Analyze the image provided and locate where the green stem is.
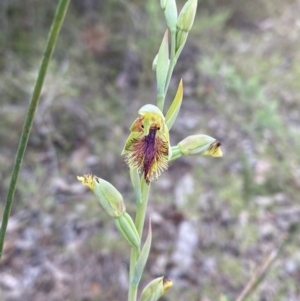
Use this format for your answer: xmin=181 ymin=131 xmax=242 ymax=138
xmin=128 ymin=248 xmax=139 ymax=301
xmin=0 ymin=0 xmax=70 ymax=261
xmin=128 ymin=178 xmax=150 ymax=301
xmin=128 ymin=23 xmax=176 ymax=301
xmin=157 ymin=93 xmax=165 ymax=112
xmin=135 ymin=179 xmax=150 ymax=236
xmin=169 ymin=146 xmax=182 ymax=162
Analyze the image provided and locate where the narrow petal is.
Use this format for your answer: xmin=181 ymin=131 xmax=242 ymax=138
xmin=77 ymin=174 xmax=95 ymax=191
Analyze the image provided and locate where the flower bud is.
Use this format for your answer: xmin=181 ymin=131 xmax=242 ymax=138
xmin=178 ymin=134 xmax=222 ymax=157
xmin=114 ymin=212 xmax=140 ymax=250
xmin=77 ymin=175 xmax=126 ymax=218
xmin=162 ymin=278 xmax=173 ymax=293
xmin=160 ymin=0 xmax=167 ymax=9
xmin=177 ymin=0 xmax=198 ymax=32
xmin=202 ymin=140 xmax=223 ymax=157
xmin=140 ymin=276 xmax=173 ymax=301
xmin=163 ymin=0 xmax=178 ymax=31
xmin=175 ymin=0 xmax=197 ymax=54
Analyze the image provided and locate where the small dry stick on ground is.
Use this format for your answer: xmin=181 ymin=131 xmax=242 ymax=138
xmin=235 ymin=223 xmax=299 ymax=301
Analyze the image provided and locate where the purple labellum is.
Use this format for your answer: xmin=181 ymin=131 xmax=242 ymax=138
xmin=143 ymin=129 xmax=157 ymax=183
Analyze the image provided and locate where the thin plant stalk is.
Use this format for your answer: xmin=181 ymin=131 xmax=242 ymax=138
xmin=135 ymin=179 xmax=151 ymax=236
xmin=127 ymin=28 xmax=177 ymax=300
xmin=127 ymin=30 xmax=172 ymax=294
xmin=128 ymin=179 xmax=151 ymax=301
xmin=0 ymin=0 xmax=71 ymax=261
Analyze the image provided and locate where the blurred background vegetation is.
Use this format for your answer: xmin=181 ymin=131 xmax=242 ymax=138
xmin=1 ymin=0 xmax=300 ymax=300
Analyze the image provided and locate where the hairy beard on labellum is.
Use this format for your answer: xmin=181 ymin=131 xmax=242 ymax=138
xmin=125 ymin=128 xmax=169 ymax=184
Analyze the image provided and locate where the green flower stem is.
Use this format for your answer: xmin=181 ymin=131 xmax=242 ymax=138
xmin=135 ymin=179 xmax=150 ymax=236
xmin=128 ymin=248 xmax=139 ymax=301
xmin=170 ymin=146 xmax=182 ymax=161
xmin=128 ymin=178 xmax=151 ymax=301
xmin=0 ymin=0 xmax=70 ymax=261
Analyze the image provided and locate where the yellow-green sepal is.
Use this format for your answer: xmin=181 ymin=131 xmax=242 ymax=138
xmin=139 ymin=104 xmax=165 ymax=119
xmin=121 ymin=131 xmax=141 ymax=156
xmin=114 ymin=212 xmax=140 ymax=250
xmin=131 ymin=220 xmax=152 ymax=287
xmin=165 ymin=79 xmax=183 ymax=130
xmin=94 ymin=178 xmax=126 ymax=218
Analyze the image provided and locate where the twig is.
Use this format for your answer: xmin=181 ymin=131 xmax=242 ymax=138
xmin=235 ymin=222 xmax=300 ymax=301
xmin=235 ymin=249 xmax=278 ymax=301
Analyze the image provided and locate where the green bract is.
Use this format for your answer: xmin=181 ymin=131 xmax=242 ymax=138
xmin=156 ymin=31 xmax=169 ymax=104
xmin=140 ymin=277 xmax=164 ymax=301
xmin=140 ymin=277 xmax=172 ymax=301
xmin=131 ymin=220 xmax=152 ymax=287
xmin=165 ymin=79 xmax=183 ymax=130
